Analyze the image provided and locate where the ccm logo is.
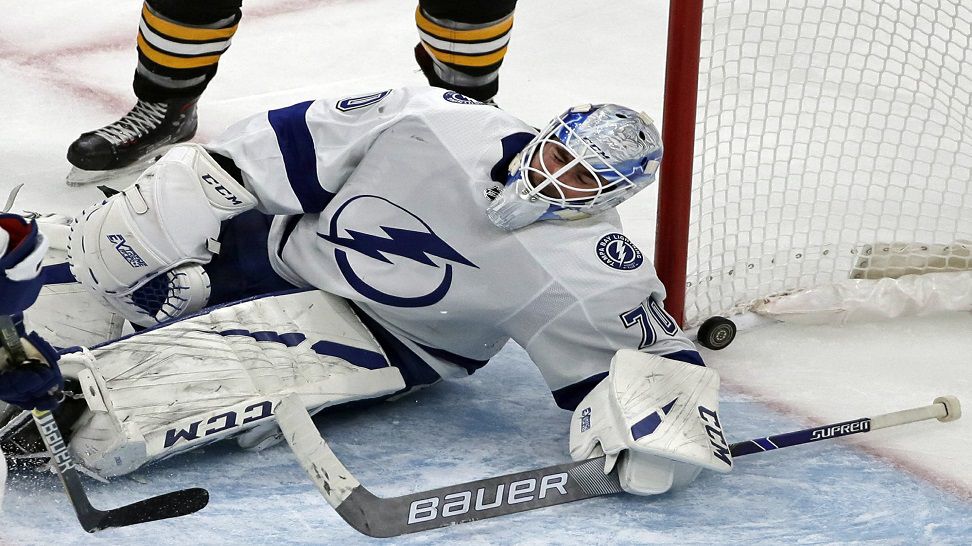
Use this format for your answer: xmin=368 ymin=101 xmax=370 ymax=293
xmin=698 ymin=406 xmax=733 ymax=467
xmin=202 ymin=174 xmax=245 ymax=206
xmin=163 ymin=400 xmax=273 ymax=448
xmin=407 ymin=473 xmax=569 ymax=525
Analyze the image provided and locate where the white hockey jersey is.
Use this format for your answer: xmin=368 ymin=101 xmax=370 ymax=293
xmin=207 ymin=87 xmax=700 ymax=409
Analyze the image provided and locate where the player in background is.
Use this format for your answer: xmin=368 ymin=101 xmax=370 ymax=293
xmin=65 ymin=0 xmax=517 ymax=185
xmin=3 ymin=87 xmax=732 ymax=498
xmin=0 ymin=216 xmax=62 ymax=411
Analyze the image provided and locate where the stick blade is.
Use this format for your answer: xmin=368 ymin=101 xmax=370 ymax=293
xmin=80 ymin=487 xmax=210 ymax=533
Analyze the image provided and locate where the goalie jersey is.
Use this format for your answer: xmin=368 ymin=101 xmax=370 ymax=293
xmin=207 ymin=86 xmax=701 ymax=410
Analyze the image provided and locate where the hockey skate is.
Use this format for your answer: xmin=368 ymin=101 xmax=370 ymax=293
xmin=65 ymin=98 xmax=198 ymax=187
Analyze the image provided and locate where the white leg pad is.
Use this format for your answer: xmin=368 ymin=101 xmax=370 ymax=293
xmin=63 ymin=290 xmax=405 ymax=477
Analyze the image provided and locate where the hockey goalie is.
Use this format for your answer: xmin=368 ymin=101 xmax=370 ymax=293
xmin=0 ymin=87 xmax=732 ymax=501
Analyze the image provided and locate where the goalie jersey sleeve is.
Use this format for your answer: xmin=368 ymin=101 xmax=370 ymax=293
xmin=208 ymin=88 xmax=435 ymax=215
xmin=208 ymin=90 xmax=410 ymax=214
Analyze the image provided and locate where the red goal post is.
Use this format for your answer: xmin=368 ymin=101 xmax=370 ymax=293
xmin=655 ymin=0 xmax=972 ymax=328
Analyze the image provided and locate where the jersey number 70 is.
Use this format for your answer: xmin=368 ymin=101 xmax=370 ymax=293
xmin=620 ymin=297 xmax=680 ymax=349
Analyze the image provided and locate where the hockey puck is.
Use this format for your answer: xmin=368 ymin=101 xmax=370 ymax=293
xmin=697 ymin=316 xmax=737 ymax=350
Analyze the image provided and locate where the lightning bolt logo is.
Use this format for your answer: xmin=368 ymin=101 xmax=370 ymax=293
xmin=607 ymin=240 xmax=631 ymax=262
xmin=319 ymin=227 xmax=475 ymax=268
xmin=319 ymin=195 xmax=478 ymax=307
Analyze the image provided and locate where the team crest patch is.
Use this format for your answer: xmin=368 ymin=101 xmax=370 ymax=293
xmin=596 ymin=233 xmax=643 ymax=270
xmin=443 ymin=91 xmax=480 ymax=105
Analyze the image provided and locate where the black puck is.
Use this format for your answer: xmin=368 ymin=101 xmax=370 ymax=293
xmin=697 ymin=316 xmax=737 ymax=350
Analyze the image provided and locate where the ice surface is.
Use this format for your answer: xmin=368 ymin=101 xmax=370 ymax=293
xmin=1 ymin=344 xmax=970 ymax=544
xmin=1 ymin=0 xmax=969 ymax=543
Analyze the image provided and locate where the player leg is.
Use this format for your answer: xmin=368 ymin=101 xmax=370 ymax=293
xmin=65 ymin=0 xmax=243 ymax=186
xmin=414 ymin=0 xmax=517 ymax=103
xmin=2 ymin=208 xmax=398 ymax=474
xmin=6 ymin=290 xmax=406 ymax=478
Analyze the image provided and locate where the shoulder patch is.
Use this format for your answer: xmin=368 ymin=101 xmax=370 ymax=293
xmin=596 ymin=233 xmax=643 ymax=270
xmin=443 ymin=91 xmax=481 ymax=105
xmin=336 ymin=90 xmax=392 ymax=112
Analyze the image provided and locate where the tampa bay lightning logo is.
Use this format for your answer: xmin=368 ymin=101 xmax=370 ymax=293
xmin=318 ymin=195 xmax=478 ymax=307
xmin=443 ymin=91 xmax=480 ymax=105
xmin=596 ymin=233 xmax=643 ymax=270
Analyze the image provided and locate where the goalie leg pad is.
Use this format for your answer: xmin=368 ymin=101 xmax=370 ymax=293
xmin=569 ymin=350 xmax=732 ymax=496
xmin=64 ymin=290 xmax=405 ymax=477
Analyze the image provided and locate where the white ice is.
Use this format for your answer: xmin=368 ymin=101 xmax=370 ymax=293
xmin=1 ymin=0 xmax=970 ymax=543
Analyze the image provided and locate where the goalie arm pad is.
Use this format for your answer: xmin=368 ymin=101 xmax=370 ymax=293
xmin=67 ymin=144 xmax=257 ymax=298
xmin=569 ymin=349 xmax=733 ymax=496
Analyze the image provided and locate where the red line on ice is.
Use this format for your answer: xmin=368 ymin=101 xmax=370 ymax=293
xmin=722 ymin=378 xmax=972 ymax=503
xmin=0 ymin=0 xmax=347 ymax=126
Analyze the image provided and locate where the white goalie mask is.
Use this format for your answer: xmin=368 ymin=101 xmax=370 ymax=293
xmin=487 ymin=104 xmax=662 ymax=230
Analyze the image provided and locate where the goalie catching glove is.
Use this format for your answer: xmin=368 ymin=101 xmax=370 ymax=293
xmin=569 ymin=349 xmax=733 ymax=495
xmin=67 ymin=144 xmax=257 ymax=325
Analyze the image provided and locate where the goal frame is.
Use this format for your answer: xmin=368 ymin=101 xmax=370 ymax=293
xmin=656 ymin=0 xmax=705 ymax=327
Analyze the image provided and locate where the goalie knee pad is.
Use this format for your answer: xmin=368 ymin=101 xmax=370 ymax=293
xmin=64 ymin=290 xmax=405 ymax=477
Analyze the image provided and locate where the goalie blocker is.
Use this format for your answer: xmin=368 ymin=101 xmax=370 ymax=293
xmin=569 ymin=349 xmax=732 ymax=495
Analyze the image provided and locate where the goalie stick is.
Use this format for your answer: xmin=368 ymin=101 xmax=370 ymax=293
xmin=0 ymin=315 xmax=210 ymax=532
xmin=275 ymin=393 xmax=961 ymax=538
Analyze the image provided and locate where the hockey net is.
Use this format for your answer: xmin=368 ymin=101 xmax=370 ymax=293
xmin=656 ymin=0 xmax=972 ymax=328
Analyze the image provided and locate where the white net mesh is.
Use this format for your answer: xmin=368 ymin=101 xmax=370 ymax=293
xmin=683 ymin=0 xmax=972 ymax=326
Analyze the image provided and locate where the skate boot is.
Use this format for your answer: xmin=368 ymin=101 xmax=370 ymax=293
xmin=65 ymin=98 xmax=198 ymax=186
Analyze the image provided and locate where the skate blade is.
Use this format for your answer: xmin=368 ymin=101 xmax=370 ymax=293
xmin=65 ymin=145 xmax=177 ymax=187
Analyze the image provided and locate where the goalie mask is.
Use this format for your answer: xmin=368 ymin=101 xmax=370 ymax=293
xmin=486 ymin=104 xmax=662 ymax=230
